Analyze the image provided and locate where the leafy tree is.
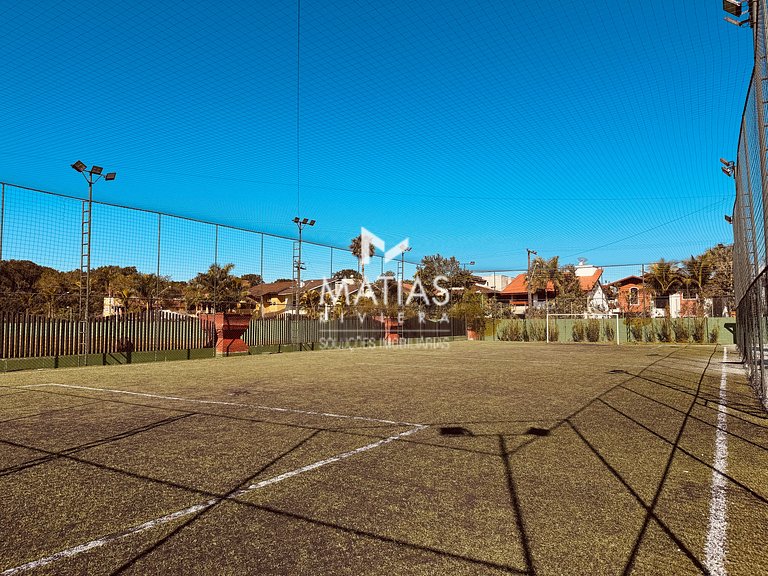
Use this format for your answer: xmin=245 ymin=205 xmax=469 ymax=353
xmin=450 ymin=290 xmax=487 ymax=335
xmin=331 ymin=268 xmax=362 ymax=281
xmin=240 ymin=274 xmax=264 ymax=287
xmin=416 ymin=254 xmax=474 ymax=308
xmin=0 ymin=260 xmax=50 ymax=313
xmin=34 ymin=269 xmax=68 ymax=318
xmin=190 ymin=263 xmax=247 ymax=313
xmin=551 ymin=264 xmax=586 ymax=314
xmin=91 ymin=266 xmax=139 ymax=297
xmin=132 ymin=273 xmax=171 ymax=314
xmin=703 ymin=244 xmax=733 ymax=297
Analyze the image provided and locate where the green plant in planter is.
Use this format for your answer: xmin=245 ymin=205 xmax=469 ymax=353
xmin=450 ymin=291 xmax=486 ymax=338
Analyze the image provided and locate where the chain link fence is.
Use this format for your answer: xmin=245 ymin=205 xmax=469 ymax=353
xmin=731 ymin=0 xmax=768 ymax=409
xmin=0 ymin=182 xmax=470 ymax=371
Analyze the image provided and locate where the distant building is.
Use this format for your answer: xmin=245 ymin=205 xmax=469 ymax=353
xmin=574 ymin=260 xmax=608 ymax=312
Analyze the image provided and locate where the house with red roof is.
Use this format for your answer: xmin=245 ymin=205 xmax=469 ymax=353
xmin=604 ymin=275 xmax=652 ymax=315
xmin=499 ymin=274 xmax=556 ymax=316
xmin=498 ymin=259 xmax=608 ymax=315
xmin=574 ymin=260 xmax=609 ymax=313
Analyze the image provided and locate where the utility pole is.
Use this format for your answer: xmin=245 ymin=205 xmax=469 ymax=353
xmin=526 ymin=248 xmax=537 ymax=314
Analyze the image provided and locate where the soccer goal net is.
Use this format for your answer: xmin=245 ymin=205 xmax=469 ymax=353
xmin=544 ymin=313 xmax=620 ymax=345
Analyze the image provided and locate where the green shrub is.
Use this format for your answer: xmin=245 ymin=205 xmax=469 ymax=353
xmin=548 ymin=320 xmax=559 ymax=342
xmin=526 ymin=320 xmax=546 ymax=341
xmin=604 ymin=321 xmax=615 ymax=343
xmin=672 ymin=319 xmax=690 ymax=343
xmin=645 ymin=324 xmax=657 ymax=343
xmin=498 ymin=320 xmax=523 ymax=341
xmin=709 ymin=324 xmax=720 ymax=344
xmin=586 ymin=319 xmax=601 ymax=342
xmin=629 ymin=319 xmax=645 ymax=342
xmin=693 ymin=318 xmax=706 ymax=343
xmin=572 ymin=320 xmax=586 ymax=342
xmin=657 ymin=319 xmax=674 ymax=343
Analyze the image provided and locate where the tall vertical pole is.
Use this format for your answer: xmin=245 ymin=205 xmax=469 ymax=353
xmin=214 ymin=224 xmax=219 ymax=315
xmin=297 ymin=225 xmax=303 ymax=313
xmin=80 ymin=176 xmax=93 ymax=364
xmin=0 ymin=183 xmax=5 ymax=261
xmin=526 ymin=249 xmax=536 ymax=315
xmin=155 ymin=214 xmax=161 ymax=360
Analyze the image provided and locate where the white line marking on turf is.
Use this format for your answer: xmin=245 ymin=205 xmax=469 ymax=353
xmin=22 ymin=383 xmax=421 ymax=427
xmin=704 ymin=347 xmax=729 ymax=576
xmin=1 ymin=424 xmax=424 ymax=575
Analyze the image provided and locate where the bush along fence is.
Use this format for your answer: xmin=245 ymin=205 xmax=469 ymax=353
xmin=490 ymin=317 xmax=735 ymax=345
xmin=0 ymin=312 xmax=467 ymax=372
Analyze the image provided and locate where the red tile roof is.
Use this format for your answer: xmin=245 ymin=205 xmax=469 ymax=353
xmin=577 ymin=269 xmax=603 ymax=292
xmin=500 ymin=274 xmax=554 ymax=295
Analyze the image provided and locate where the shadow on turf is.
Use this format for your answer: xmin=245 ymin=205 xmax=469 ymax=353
xmin=572 ymin=346 xmax=768 ymax=574
xmin=108 ymin=428 xmax=531 ymax=576
xmin=7 ymin=345 xmax=765 ymax=575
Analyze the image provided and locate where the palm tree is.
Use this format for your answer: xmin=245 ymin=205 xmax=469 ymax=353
xmin=529 ymin=256 xmax=563 ymax=307
xmin=680 ymin=254 xmax=712 ymax=299
xmin=646 ymin=259 xmax=681 ymax=296
xmin=299 ymin=289 xmax=322 ymax=319
xmin=645 ymin=259 xmax=681 ymax=315
xmin=191 ymin=263 xmax=246 ymax=312
xmin=350 ymin=235 xmax=376 ymax=279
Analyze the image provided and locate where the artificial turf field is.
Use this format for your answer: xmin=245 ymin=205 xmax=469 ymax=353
xmin=0 ymin=341 xmax=767 ymax=575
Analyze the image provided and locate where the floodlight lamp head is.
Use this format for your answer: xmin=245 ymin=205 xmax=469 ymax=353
xmin=71 ymin=160 xmax=86 ymax=173
xmin=90 ymin=165 xmax=103 ymax=175
xmin=469 ymin=261 xmax=475 ymax=265
xmin=724 ymin=215 xmax=733 ymax=223
xmin=104 ymin=172 xmax=116 ymax=181
xmin=301 ymin=218 xmax=309 ymax=224
xmin=723 ymin=0 xmax=743 ymax=17
xmin=308 ymin=219 xmax=315 ymax=226
xmin=292 ymin=217 xmax=300 ymax=223
xmin=721 ymin=166 xmax=734 ymax=177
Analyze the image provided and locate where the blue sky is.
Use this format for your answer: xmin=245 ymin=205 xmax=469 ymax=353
xmin=0 ymin=0 xmax=754 ymax=279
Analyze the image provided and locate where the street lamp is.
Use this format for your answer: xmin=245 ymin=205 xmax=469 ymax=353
xmin=292 ymin=216 xmax=315 ymax=313
xmin=71 ymin=160 xmax=116 ymax=363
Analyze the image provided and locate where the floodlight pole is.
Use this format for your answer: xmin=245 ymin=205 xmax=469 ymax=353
xmin=399 ymin=246 xmax=412 ymax=283
xmin=526 ymin=248 xmax=537 ymax=315
xmin=293 ymin=217 xmax=315 ymax=314
xmin=72 ymin=161 xmax=116 ymax=365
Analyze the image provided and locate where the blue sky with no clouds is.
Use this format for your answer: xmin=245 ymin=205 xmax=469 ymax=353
xmin=0 ymin=0 xmax=754 ymax=279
